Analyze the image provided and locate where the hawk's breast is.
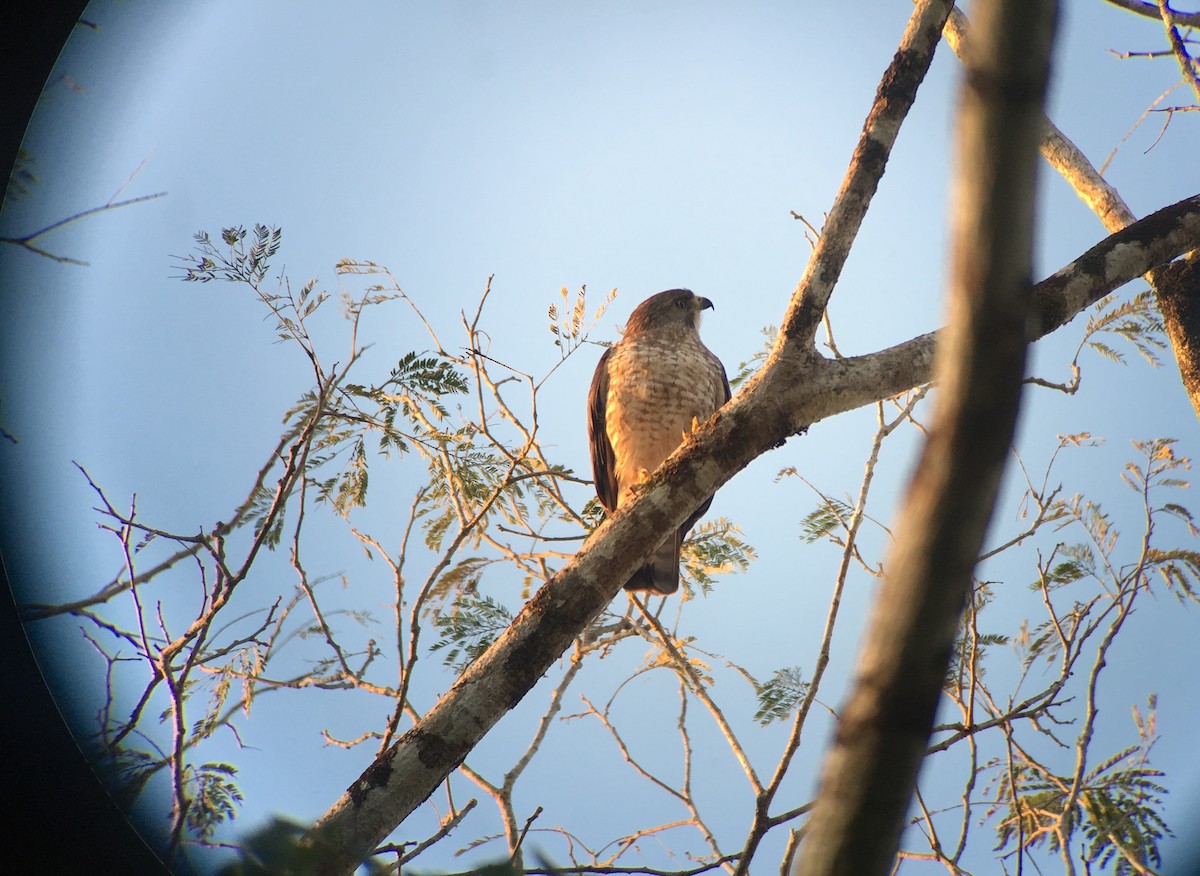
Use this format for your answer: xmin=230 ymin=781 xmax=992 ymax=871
xmin=604 ymin=334 xmax=724 ymax=506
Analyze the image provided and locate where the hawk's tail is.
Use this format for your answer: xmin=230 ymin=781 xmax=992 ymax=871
xmin=623 ymin=530 xmax=682 ymax=595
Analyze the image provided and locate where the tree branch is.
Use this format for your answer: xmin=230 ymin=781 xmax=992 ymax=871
xmin=794 ymin=0 xmax=1058 ymax=873
xmin=777 ymin=0 xmax=955 ymax=349
xmin=1102 ymin=0 xmax=1200 ymax=28
xmin=0 ymin=191 xmax=167 ymax=265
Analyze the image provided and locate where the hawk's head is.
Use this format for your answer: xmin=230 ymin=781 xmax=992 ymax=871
xmin=625 ymin=288 xmax=714 ymax=336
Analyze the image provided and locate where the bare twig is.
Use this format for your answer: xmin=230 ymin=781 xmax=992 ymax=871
xmin=1156 ymin=0 xmax=1200 ymax=104
xmin=0 ymin=191 xmax=167 ymax=264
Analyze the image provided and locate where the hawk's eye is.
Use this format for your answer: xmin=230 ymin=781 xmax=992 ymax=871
xmin=674 ymin=297 xmax=688 ymax=310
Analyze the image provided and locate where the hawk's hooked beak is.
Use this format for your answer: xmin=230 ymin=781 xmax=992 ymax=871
xmin=696 ymin=296 xmax=714 ymax=312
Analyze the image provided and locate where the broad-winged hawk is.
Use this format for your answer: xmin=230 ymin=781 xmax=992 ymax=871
xmin=587 ymin=289 xmax=731 ymax=595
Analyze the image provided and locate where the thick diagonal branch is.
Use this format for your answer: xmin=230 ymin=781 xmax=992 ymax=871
xmin=793 ymin=1 xmax=1058 ymax=873
xmin=777 ymin=0 xmax=955 ymax=349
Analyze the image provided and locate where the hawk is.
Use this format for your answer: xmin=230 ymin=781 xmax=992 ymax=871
xmin=587 ymin=289 xmax=731 ymax=595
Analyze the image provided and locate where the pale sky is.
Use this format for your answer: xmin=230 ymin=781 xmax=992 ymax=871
xmin=3 ymin=2 xmax=1199 ymax=873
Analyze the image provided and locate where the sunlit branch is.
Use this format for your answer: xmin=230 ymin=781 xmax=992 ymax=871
xmin=775 ymin=0 xmax=955 ymax=349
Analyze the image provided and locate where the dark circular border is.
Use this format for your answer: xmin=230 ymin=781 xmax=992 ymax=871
xmin=2 ymin=2 xmax=170 ymax=872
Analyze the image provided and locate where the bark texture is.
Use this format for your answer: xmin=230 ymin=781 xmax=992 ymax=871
xmin=793 ymin=1 xmax=1059 ymax=873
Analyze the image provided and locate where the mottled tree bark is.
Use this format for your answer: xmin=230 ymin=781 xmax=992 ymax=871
xmin=1154 ymin=253 xmax=1200 ymax=417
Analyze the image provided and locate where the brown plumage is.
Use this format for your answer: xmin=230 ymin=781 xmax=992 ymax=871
xmin=587 ymin=289 xmax=731 ymax=594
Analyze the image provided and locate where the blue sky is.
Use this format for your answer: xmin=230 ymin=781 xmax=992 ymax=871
xmin=3 ymin=1 xmax=1200 ymax=873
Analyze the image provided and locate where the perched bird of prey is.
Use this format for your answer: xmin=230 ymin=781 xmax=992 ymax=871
xmin=587 ymin=289 xmax=731 ymax=594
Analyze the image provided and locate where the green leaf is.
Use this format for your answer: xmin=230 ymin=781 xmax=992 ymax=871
xmin=752 ymin=666 xmax=809 ymax=726
xmin=681 ymin=517 xmax=756 ymax=596
xmin=186 ymin=762 xmax=243 ymax=840
xmin=799 ymin=496 xmax=854 ymax=545
xmin=430 ymin=594 xmax=514 ymax=672
xmin=730 ymin=325 xmax=777 ymax=389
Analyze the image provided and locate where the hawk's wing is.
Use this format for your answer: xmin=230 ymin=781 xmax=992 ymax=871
xmin=681 ymin=353 xmax=732 ymax=534
xmin=587 ymin=346 xmax=619 ymax=514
